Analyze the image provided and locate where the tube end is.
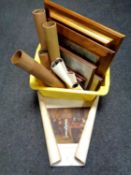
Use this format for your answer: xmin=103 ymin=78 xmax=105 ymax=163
xmin=43 ymin=21 xmax=56 ymax=29
xmin=32 ymin=9 xmax=45 ymax=15
xmin=11 ymin=50 xmax=23 ymax=64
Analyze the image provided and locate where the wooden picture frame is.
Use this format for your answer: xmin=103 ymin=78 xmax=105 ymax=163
xmin=60 ymin=46 xmax=97 ymax=88
xmin=44 ymin=0 xmax=125 ymax=51
xmin=44 ymin=0 xmax=125 ymax=77
xmin=57 ymin=22 xmax=115 ymax=76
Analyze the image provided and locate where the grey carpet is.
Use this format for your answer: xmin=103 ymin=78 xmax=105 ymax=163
xmin=0 ymin=0 xmax=130 ymax=175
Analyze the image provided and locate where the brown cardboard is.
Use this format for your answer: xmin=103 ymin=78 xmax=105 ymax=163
xmin=39 ymin=50 xmax=50 ymax=69
xmin=32 ymin=9 xmax=47 ymax=50
xmin=43 ymin=21 xmax=60 ymax=62
xmin=11 ymin=50 xmax=65 ymax=88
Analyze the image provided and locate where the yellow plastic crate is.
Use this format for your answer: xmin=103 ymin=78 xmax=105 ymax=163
xmin=29 ymin=45 xmax=110 ymax=102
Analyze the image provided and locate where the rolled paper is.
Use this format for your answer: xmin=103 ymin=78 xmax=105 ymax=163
xmin=68 ymin=68 xmax=86 ymax=86
xmin=43 ymin=21 xmax=60 ymax=62
xmin=39 ymin=49 xmax=50 ymax=69
xmin=68 ymin=72 xmax=77 ymax=84
xmin=52 ymin=57 xmax=68 ymax=73
xmin=68 ymin=72 xmax=83 ymax=90
xmin=32 ymin=9 xmax=47 ymax=50
xmin=51 ymin=58 xmax=82 ymax=89
xmin=11 ymin=50 xmax=65 ymax=88
xmin=51 ymin=58 xmax=75 ymax=88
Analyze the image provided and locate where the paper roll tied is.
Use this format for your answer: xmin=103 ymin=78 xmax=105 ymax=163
xmin=11 ymin=50 xmax=65 ymax=88
xmin=43 ymin=21 xmax=60 ymax=62
xmin=32 ymin=9 xmax=47 ymax=50
xmin=51 ymin=58 xmax=82 ymax=89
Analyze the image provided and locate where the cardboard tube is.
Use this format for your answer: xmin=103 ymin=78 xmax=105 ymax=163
xmin=11 ymin=50 xmax=65 ymax=88
xmin=43 ymin=21 xmax=60 ymax=62
xmin=39 ymin=50 xmax=50 ymax=69
xmin=32 ymin=9 xmax=47 ymax=50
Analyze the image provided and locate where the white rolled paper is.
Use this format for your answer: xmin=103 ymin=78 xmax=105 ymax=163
xmin=51 ymin=58 xmax=76 ymax=88
xmin=68 ymin=72 xmax=83 ymax=90
xmin=68 ymin=72 xmax=77 ymax=83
